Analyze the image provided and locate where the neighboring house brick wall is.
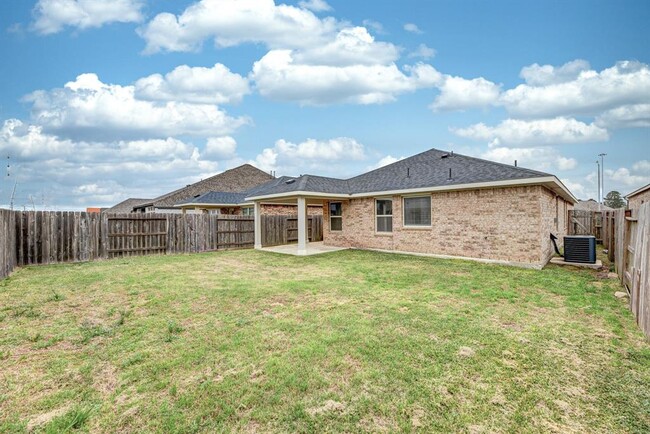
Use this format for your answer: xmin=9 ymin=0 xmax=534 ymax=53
xmin=260 ymin=204 xmax=323 ymax=216
xmin=323 ymin=185 xmax=569 ymax=267
xmin=628 ymin=189 xmax=650 ymax=213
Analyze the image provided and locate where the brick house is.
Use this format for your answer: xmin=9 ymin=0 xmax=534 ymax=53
xmin=245 ymin=148 xmax=577 ymax=268
xmin=626 ymin=183 xmax=650 ymax=215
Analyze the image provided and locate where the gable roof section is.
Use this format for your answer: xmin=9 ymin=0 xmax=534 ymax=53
xmin=135 ymin=164 xmax=274 ymax=210
xmin=574 ymin=199 xmax=613 ymax=211
xmin=105 ymin=198 xmax=152 ymax=213
xmin=246 ymin=148 xmax=577 ymax=203
xmin=176 ymin=191 xmax=247 ymax=206
xmin=626 ymin=183 xmax=650 ymax=199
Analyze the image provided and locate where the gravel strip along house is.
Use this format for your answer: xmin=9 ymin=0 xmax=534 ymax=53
xmin=246 ymin=148 xmax=577 ymax=268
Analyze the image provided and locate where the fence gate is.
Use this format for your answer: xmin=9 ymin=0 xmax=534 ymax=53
xmin=568 ymin=210 xmax=603 ymax=240
xmin=107 ymin=215 xmax=168 ymax=258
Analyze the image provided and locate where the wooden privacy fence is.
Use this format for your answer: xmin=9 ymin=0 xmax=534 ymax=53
xmin=602 ymin=203 xmax=650 ymax=339
xmin=568 ymin=210 xmax=604 ymax=240
xmin=261 ymin=215 xmax=323 ymax=247
xmin=0 ymin=210 xmax=323 ymax=278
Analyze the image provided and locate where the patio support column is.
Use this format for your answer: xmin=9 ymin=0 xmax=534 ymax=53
xmin=297 ymin=196 xmax=308 ymax=255
xmin=254 ymin=201 xmax=262 ymax=249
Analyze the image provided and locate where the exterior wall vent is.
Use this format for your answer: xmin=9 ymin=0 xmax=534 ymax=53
xmin=563 ymin=235 xmax=596 ymax=264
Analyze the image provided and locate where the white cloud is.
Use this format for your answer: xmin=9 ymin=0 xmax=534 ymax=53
xmin=24 ymin=73 xmax=248 ymax=141
xmin=292 ymin=27 xmax=400 ymax=66
xmin=404 ymin=23 xmax=423 ymax=34
xmin=561 ymin=178 xmax=591 ymax=200
xmin=606 ymin=167 xmax=650 ymax=187
xmin=481 ymin=146 xmax=577 ymax=172
xmin=595 ymin=104 xmax=650 ymax=129
xmin=633 ymin=160 xmax=650 ymax=172
xmin=501 ymin=60 xmax=650 ymax=118
xmin=138 ymin=0 xmax=338 ymax=54
xmin=134 ymin=63 xmax=250 ymax=105
xmin=251 ymin=49 xmax=441 ymax=105
xmin=204 ymin=136 xmax=237 ymax=159
xmin=431 ymin=76 xmax=501 ymax=111
xmin=408 ymin=43 xmax=436 ymax=59
xmin=519 ymin=59 xmax=591 ymax=86
xmin=452 ymin=117 xmax=609 ymax=147
xmin=253 ymin=137 xmax=366 ymax=175
xmin=32 ymin=0 xmax=143 ymax=34
xmin=298 ymin=0 xmax=332 ymax=12
xmin=0 ymin=119 xmax=252 ymax=209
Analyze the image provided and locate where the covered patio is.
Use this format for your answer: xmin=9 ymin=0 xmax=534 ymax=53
xmin=251 ymin=193 xmax=343 ymax=255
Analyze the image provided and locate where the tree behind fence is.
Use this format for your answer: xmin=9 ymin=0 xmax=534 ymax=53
xmin=0 ymin=210 xmax=323 ymax=278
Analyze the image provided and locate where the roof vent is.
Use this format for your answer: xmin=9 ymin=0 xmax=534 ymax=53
xmin=285 ymin=179 xmax=296 ymax=184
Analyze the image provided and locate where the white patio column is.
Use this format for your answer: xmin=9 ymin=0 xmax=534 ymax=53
xmin=297 ymin=196 xmax=308 ymax=255
xmin=254 ymin=201 xmax=262 ymax=249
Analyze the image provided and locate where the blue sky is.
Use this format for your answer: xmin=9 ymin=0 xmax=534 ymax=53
xmin=0 ymin=0 xmax=648 ymax=209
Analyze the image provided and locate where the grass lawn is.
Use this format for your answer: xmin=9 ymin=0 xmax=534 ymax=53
xmin=1 ymin=249 xmax=649 ymax=433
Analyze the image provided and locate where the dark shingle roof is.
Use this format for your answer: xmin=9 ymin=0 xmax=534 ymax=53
xmin=247 ymin=148 xmax=553 ymax=198
xmin=177 ymin=191 xmax=247 ymax=206
xmin=105 ymin=198 xmax=152 ymax=213
xmin=135 ymin=164 xmax=273 ymax=209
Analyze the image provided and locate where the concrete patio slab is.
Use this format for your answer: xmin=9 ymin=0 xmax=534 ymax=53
xmin=259 ymin=242 xmax=347 ymax=256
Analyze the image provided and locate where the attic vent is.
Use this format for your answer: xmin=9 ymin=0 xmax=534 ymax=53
xmin=285 ymin=179 xmax=296 ymax=184
xmin=193 ymin=194 xmax=201 ymax=198
xmin=441 ymin=154 xmax=449 ymax=159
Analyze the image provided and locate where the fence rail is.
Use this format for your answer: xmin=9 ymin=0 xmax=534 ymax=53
xmin=0 ymin=210 xmax=323 ymax=278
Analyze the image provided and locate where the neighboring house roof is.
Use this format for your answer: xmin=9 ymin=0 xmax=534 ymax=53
xmin=105 ymin=198 xmax=152 ymax=213
xmin=625 ymin=183 xmax=650 ymax=199
xmin=178 ymin=191 xmax=248 ymax=207
xmin=135 ymin=164 xmax=274 ymax=210
xmin=574 ymin=199 xmax=613 ymax=212
xmin=246 ymin=148 xmax=577 ymax=203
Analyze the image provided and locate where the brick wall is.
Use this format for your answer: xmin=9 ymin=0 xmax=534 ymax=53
xmin=260 ymin=204 xmax=323 ymax=216
xmin=539 ymin=187 xmax=572 ymax=264
xmin=323 ymin=185 xmax=571 ymax=267
xmin=628 ymin=188 xmax=650 ymax=214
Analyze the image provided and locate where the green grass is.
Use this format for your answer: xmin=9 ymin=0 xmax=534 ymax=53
xmin=0 ymin=249 xmax=648 ymax=433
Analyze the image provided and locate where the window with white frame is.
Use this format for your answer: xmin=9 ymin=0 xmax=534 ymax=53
xmin=403 ymin=196 xmax=431 ymax=226
xmin=329 ymin=202 xmax=342 ymax=231
xmin=376 ymin=199 xmax=393 ymax=232
xmin=242 ymin=207 xmax=254 ymax=216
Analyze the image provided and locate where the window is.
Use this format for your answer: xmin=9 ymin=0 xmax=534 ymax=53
xmin=242 ymin=207 xmax=254 ymax=216
xmin=329 ymin=202 xmax=342 ymax=231
xmin=376 ymin=199 xmax=393 ymax=232
xmin=403 ymin=196 xmax=431 ymax=226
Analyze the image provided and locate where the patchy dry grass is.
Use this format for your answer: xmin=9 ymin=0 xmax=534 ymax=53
xmin=0 ymin=248 xmax=648 ymax=433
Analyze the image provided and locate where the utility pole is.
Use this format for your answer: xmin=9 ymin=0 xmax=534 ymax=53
xmin=9 ymin=179 xmax=17 ymax=211
xmin=596 ymin=160 xmax=601 ymax=204
xmin=599 ymin=153 xmax=607 ymax=206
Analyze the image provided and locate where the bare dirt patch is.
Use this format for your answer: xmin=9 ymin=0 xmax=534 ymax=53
xmin=307 ymin=400 xmax=346 ymax=417
xmin=26 ymin=405 xmax=71 ymax=432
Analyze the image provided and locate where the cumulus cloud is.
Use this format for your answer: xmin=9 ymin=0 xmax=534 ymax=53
xmin=32 ymin=0 xmax=143 ymax=34
xmin=24 ymin=73 xmax=248 ymax=141
xmin=404 ymin=23 xmax=423 ymax=34
xmin=0 ymin=118 xmax=249 ymax=209
xmin=408 ymin=43 xmax=436 ymax=59
xmin=134 ymin=63 xmax=250 ymax=105
xmin=595 ymin=104 xmax=650 ymax=129
xmin=138 ymin=0 xmax=338 ymax=53
xmin=204 ymin=136 xmax=237 ymax=159
xmin=298 ymin=0 xmax=332 ymax=12
xmin=452 ymin=117 xmax=609 ymax=147
xmin=633 ymin=160 xmax=650 ymax=172
xmin=362 ymin=19 xmax=385 ymax=34
xmin=251 ymin=49 xmax=441 ymax=105
xmin=481 ymin=146 xmax=577 ymax=172
xmin=367 ymin=155 xmax=405 ymax=171
xmin=606 ymin=166 xmax=650 ymax=187
xmin=519 ymin=59 xmax=591 ymax=86
xmin=431 ymin=76 xmax=501 ymax=111
xmin=501 ymin=60 xmax=650 ymax=118
xmin=253 ymin=137 xmax=367 ymax=176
